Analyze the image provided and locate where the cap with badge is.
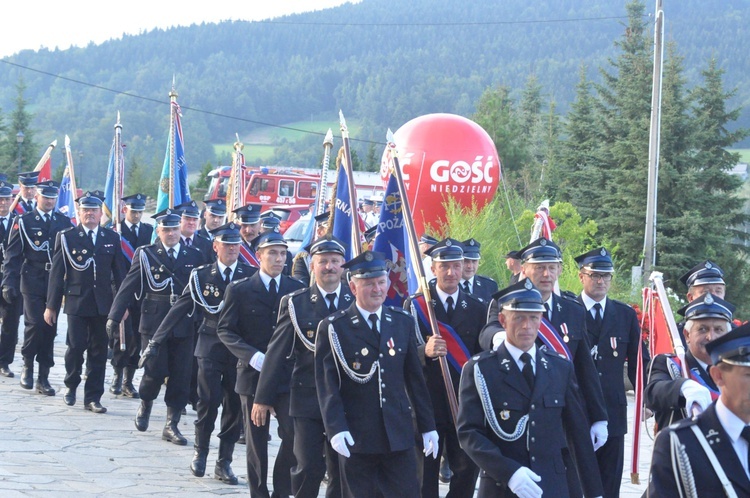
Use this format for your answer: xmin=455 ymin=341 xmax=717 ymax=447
xmin=204 ymin=199 xmax=227 ymax=217
xmin=492 ymin=279 xmax=546 ymax=312
xmin=210 ymin=221 xmax=242 ymax=244
xmin=122 ymin=193 xmax=146 ymax=211
xmin=76 ymin=191 xmax=104 ymax=208
xmin=419 ymin=234 xmax=438 ymax=246
xmin=175 ymin=200 xmax=201 ymax=218
xmin=342 ymin=251 xmax=388 ymax=279
xmin=680 ymin=260 xmax=725 ymax=289
xmin=232 ymin=204 xmax=261 ymax=225
xmin=705 ymin=322 xmax=750 ymax=367
xmin=305 ymin=234 xmax=346 ymax=257
xmin=574 ymin=247 xmax=614 ymax=273
xmin=505 ymin=250 xmax=521 ymax=260
xmin=153 ymin=208 xmax=181 ymax=228
xmin=251 ymin=230 xmax=288 ymax=250
xmin=18 ymin=171 xmax=40 ymax=187
xmin=517 ymin=237 xmax=563 ymax=264
xmin=261 ymin=214 xmax=281 ymax=232
xmin=0 ymin=180 xmax=13 ymax=197
xmin=36 ymin=180 xmax=60 ymax=198
xmin=314 ymin=211 xmax=331 ymax=227
xmin=362 ymin=198 xmax=375 ymax=207
xmin=462 ymin=238 xmax=482 ymax=260
xmin=363 ymin=225 xmax=378 ymax=244
xmin=677 ymin=293 xmax=734 ymax=322
xmin=425 ymin=238 xmax=464 ymax=262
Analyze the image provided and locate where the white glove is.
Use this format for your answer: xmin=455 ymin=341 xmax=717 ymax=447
xmin=422 ymin=430 xmax=439 ymax=459
xmin=330 ymin=431 xmax=354 ymax=458
xmin=590 ymin=420 xmax=608 ymax=451
xmin=492 ymin=330 xmax=507 ymax=351
xmin=680 ymin=379 xmax=712 ymax=414
xmin=249 ymin=352 xmax=265 ymax=372
xmin=508 ymin=466 xmax=543 ymax=498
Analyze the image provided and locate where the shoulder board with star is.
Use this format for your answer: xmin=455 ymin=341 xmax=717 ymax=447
xmin=470 ymin=349 xmax=498 ymax=366
xmin=666 ymin=415 xmax=701 ymax=433
xmin=288 ymin=287 xmax=309 ymax=299
xmin=61 ymin=226 xmax=76 ymax=234
xmin=560 ymin=290 xmax=580 ymax=302
xmin=461 ymin=292 xmax=485 ymax=306
xmin=387 ymin=305 xmax=411 ymax=316
xmin=327 ymin=309 xmax=349 ymax=322
xmin=228 ymin=276 xmax=252 ymax=288
xmin=540 ymin=347 xmax=569 ymax=362
xmin=475 ymin=274 xmax=497 ymax=284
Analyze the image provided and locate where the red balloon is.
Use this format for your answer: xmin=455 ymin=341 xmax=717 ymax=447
xmin=381 ymin=113 xmax=501 ymax=236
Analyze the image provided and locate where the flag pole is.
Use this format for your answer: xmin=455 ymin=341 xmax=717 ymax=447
xmin=317 ymin=129 xmax=334 ymax=217
xmin=227 ymin=134 xmax=244 ymax=220
xmin=112 ymin=112 xmax=127 ymax=351
xmin=386 ymin=129 xmax=460 ymax=426
xmin=339 ymin=111 xmax=362 ymax=256
xmin=64 ymin=135 xmax=79 ymax=203
xmin=9 ymin=140 xmax=57 ymax=214
xmin=168 ymin=78 xmax=178 ymax=209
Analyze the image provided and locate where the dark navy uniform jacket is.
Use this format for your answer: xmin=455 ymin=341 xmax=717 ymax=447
xmin=108 ymin=240 xmax=203 ymax=336
xmin=255 ymin=283 xmax=354 ymax=418
xmin=648 ymin=402 xmax=750 ymax=497
xmin=47 ymin=224 xmax=127 ymax=316
xmin=315 ymin=304 xmax=436 ymax=454
xmin=216 ymin=271 xmax=304 ymax=397
xmin=457 ymin=344 xmax=604 ymax=498
xmin=463 ymin=274 xmax=498 ymax=303
xmin=119 ymin=220 xmax=154 ymax=254
xmin=2 ymin=209 xmax=72 ymax=297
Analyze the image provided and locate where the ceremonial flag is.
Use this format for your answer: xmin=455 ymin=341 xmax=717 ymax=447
xmin=331 ymin=155 xmax=363 ymax=261
xmin=56 ymin=167 xmax=77 ymax=224
xmin=103 ymin=124 xmax=125 ymax=226
xmin=155 ymin=99 xmax=191 ymax=213
xmin=37 ymin=155 xmax=52 ymax=183
xmin=225 ymin=136 xmax=245 ymax=218
xmin=372 ymin=174 xmax=412 ymax=307
xmin=11 ymin=140 xmax=56 ymax=215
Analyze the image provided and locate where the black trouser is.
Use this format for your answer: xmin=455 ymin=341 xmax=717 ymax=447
xmin=292 ymin=416 xmax=342 ymax=498
xmin=110 ymin=305 xmax=141 ymax=368
xmin=421 ymin=423 xmax=478 ymax=498
xmin=340 ymin=448 xmax=419 ymax=498
xmin=20 ymin=291 xmax=56 ymax=368
xmin=0 ymin=293 xmax=22 ymax=365
xmin=64 ymin=314 xmax=108 ymax=404
xmin=596 ymin=434 xmax=624 ymax=498
xmin=241 ymin=392 xmax=296 ymax=498
xmin=189 ymin=327 xmax=199 ymax=408
xmin=138 ymin=333 xmax=193 ymax=409
xmin=195 ymin=356 xmax=241 ymax=446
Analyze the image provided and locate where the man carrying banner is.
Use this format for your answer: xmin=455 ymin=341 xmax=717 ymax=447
xmin=254 ymin=234 xmax=353 ymax=498
xmin=217 ymin=230 xmax=304 ymax=497
xmin=645 ymin=293 xmax=734 ymax=432
xmin=15 ymin=171 xmax=38 ymax=213
xmin=0 ymin=180 xmax=22 ymax=378
xmin=479 ymin=238 xmax=608 ymax=495
xmin=574 ymin=248 xmax=648 ymax=498
xmin=109 ymin=193 xmax=153 ymax=397
xmin=315 ymin=250 xmax=438 ymax=497
xmin=457 ymin=279 xmax=604 ymax=498
xmin=647 ymin=323 xmax=750 ymax=496
xmin=404 ymin=238 xmax=486 ymax=498
xmin=291 ymin=211 xmax=331 ymax=286
xmin=2 ymin=180 xmax=71 ymax=395
xmin=44 ymin=192 xmax=127 ymax=413
xmin=459 ymin=238 xmax=498 ymax=303
xmin=233 ymin=204 xmax=262 ymax=269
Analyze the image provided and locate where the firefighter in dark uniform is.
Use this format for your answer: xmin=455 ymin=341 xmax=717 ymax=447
xmin=176 ymin=200 xmax=215 ymax=264
xmin=457 ymin=280 xmax=604 ymax=498
xmin=254 ymin=234 xmax=352 ymax=498
xmin=198 ymin=198 xmax=227 ymax=240
xmin=15 ymin=171 xmax=39 ymax=213
xmin=479 ymin=238 xmax=608 ymax=495
xmin=260 ymin=214 xmax=294 ymax=277
xmin=107 ymin=208 xmax=203 ymax=442
xmin=44 ymin=191 xmax=127 ymax=413
xmin=674 ymin=260 xmax=729 ymax=349
xmin=648 ymin=323 xmax=750 ymax=497
xmin=645 ymin=293 xmax=734 ymax=433
xmin=574 ymin=247 xmax=649 ymax=498
xmin=459 ymin=238 xmax=498 ymax=303
xmin=109 ymin=193 xmax=154 ymax=397
xmin=0 ymin=180 xmax=23 ymax=378
xmin=217 ymin=230 xmax=304 ymax=498
xmin=291 ymin=211 xmax=331 ymax=286
xmin=404 ymin=238 xmax=487 ymax=498
xmin=2 ymin=180 xmax=71 ymax=395
xmin=315 ymin=250 xmax=439 ymax=498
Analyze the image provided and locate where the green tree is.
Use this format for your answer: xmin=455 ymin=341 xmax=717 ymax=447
xmin=3 ymin=78 xmax=35 ymax=177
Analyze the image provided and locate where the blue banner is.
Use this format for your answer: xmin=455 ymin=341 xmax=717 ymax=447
xmin=331 ymin=161 xmax=356 ymax=261
xmin=56 ymin=167 xmax=77 ymax=226
xmin=156 ymin=101 xmax=191 ymax=214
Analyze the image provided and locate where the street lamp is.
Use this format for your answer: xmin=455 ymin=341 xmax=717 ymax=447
xmin=16 ymin=131 xmax=24 ymax=175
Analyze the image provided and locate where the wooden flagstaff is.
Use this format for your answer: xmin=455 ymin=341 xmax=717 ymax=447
xmin=385 ymin=128 xmax=460 ymax=426
xmin=63 ymin=135 xmax=79 ymax=203
xmin=168 ymin=77 xmax=178 ymax=209
xmin=9 ymin=140 xmax=57 ymax=214
xmin=112 ymin=113 xmax=128 ymax=351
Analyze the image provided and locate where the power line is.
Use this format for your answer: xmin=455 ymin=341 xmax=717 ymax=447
xmin=256 ymin=15 xmax=631 ymax=27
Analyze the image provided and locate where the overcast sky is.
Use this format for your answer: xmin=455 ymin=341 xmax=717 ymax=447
xmin=0 ymin=0 xmax=356 ymax=58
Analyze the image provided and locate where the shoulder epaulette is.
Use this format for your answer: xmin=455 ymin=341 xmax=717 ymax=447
xmin=560 ymin=290 xmax=580 ymax=302
xmin=327 ymin=309 xmax=348 ymax=322
xmin=476 ymin=274 xmax=497 ymax=284
xmin=288 ymin=287 xmax=308 ymax=298
xmin=471 ymin=349 xmax=498 ymax=364
xmin=387 ymin=305 xmax=411 ymax=316
xmin=462 ymin=292 xmax=485 ymax=305
xmin=61 ymin=226 xmax=76 ymax=234
xmin=195 ymin=263 xmax=212 ymax=272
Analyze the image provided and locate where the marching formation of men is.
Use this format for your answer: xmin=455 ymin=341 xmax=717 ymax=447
xmin=3 ymin=165 xmax=750 ymax=498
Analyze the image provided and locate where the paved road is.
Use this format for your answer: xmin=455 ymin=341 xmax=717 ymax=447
xmin=0 ymin=315 xmax=653 ymax=496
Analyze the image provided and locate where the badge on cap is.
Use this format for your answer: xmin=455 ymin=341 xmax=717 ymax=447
xmin=706 ymin=262 xmax=713 ymax=269
xmin=705 ymin=294 xmax=714 ymax=305
xmin=446 ymin=239 xmax=452 ymax=246
xmin=540 ymin=239 xmax=547 ymax=246
xmin=600 ymin=248 xmax=607 ymax=256
xmin=524 ymin=279 xmax=533 ymax=290
xmin=365 ymin=252 xmax=373 ymax=262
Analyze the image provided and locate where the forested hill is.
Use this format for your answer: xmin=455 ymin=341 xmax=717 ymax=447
xmin=1 ymin=0 xmax=748 ymax=187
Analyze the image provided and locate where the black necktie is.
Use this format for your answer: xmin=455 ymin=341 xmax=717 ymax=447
xmin=184 ymin=237 xmax=191 ymax=247
xmin=368 ymin=313 xmax=378 ymax=334
xmin=268 ymin=278 xmax=278 ymax=301
xmin=223 ymin=267 xmax=232 ymax=284
xmin=741 ymin=426 xmax=750 ymax=474
xmin=326 ymin=293 xmax=337 ymax=314
xmin=88 ymin=230 xmax=95 ymax=245
xmin=544 ymin=302 xmax=551 ymax=321
xmin=446 ymin=295 xmax=455 ymax=321
xmin=43 ymin=213 xmax=50 ymax=224
xmin=521 ymin=352 xmax=535 ymax=390
xmin=593 ymin=303 xmax=603 ymax=328
xmin=167 ymin=247 xmax=176 ymax=262
xmin=133 ymin=224 xmax=139 ymax=238
xmin=462 ymin=281 xmax=471 ymax=294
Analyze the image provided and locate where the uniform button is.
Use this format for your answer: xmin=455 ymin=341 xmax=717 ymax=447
xmin=599 ymin=372 xmax=602 ymax=376
xmin=554 ymin=399 xmax=558 ymax=404
xmin=531 ymin=437 xmax=535 ymax=443
xmin=531 ymin=421 xmax=535 ymax=427
xmin=382 ymin=398 xmax=386 ymax=403
xmin=530 ymin=404 xmax=535 ymax=410
xmin=379 ymin=353 xmax=384 ymax=358
xmin=381 ymin=369 xmax=385 ymax=373
xmin=531 ymin=456 xmax=535 ymax=462
xmin=381 ymin=383 xmax=385 ymax=388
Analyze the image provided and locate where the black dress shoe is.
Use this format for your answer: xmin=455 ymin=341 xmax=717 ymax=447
xmin=36 ymin=378 xmax=56 ymax=396
xmin=214 ymin=460 xmax=238 ymax=485
xmin=0 ymin=364 xmax=14 ymax=378
xmin=85 ymin=401 xmax=108 ymax=414
xmin=20 ymin=366 xmax=33 ymax=389
xmin=63 ymin=388 xmax=76 ymax=406
xmin=190 ymin=450 xmax=208 ymax=477
xmin=135 ymin=400 xmax=153 ymax=432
